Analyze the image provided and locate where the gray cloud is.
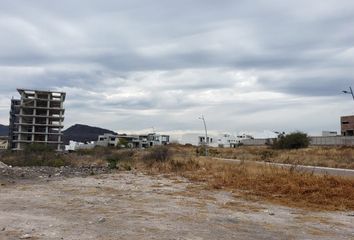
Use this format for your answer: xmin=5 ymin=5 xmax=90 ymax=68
xmin=0 ymin=0 xmax=353 ymax=135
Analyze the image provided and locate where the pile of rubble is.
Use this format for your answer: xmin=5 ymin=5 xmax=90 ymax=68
xmin=0 ymin=161 xmax=110 ymax=184
xmin=0 ymin=161 xmax=8 ymax=169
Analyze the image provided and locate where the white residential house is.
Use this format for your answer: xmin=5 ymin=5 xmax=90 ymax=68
xmin=115 ymin=135 xmax=141 ymax=148
xmin=95 ymin=132 xmax=170 ymax=149
xmin=148 ymin=133 xmax=170 ymax=146
xmin=65 ymin=140 xmax=96 ymax=151
xmin=0 ymin=138 xmax=8 ymax=150
xmin=116 ymin=133 xmax=170 ymax=148
xmin=237 ymin=134 xmax=254 ymax=140
xmin=217 ymin=134 xmax=239 ymax=148
xmin=96 ymin=133 xmax=118 ymax=147
xmin=198 ymin=133 xmax=256 ymax=148
xmin=198 ymin=136 xmax=218 ymax=147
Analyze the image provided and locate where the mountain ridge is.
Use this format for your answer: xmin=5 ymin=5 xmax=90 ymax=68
xmin=0 ymin=124 xmax=116 ymax=144
xmin=62 ymin=124 xmax=117 ymax=144
xmin=0 ymin=124 xmax=8 ymax=136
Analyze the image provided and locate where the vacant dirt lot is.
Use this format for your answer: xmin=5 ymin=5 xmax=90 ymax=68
xmin=0 ymin=171 xmax=353 ymax=240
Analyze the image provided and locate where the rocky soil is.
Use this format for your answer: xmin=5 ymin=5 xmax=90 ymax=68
xmin=0 ymin=163 xmax=353 ymax=239
xmin=0 ymin=161 xmax=110 ymax=185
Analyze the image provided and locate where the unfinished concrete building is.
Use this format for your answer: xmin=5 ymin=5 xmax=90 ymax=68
xmin=341 ymin=115 xmax=354 ymax=136
xmin=9 ymin=89 xmax=66 ymax=151
xmin=95 ymin=133 xmax=170 ymax=149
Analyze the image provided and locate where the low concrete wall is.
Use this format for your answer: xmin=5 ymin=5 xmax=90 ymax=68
xmin=240 ymin=136 xmax=354 ymax=146
xmin=240 ymin=138 xmax=274 ymax=146
xmin=310 ymin=136 xmax=354 ymax=146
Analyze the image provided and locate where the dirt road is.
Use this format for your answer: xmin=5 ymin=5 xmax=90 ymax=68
xmin=0 ymin=172 xmax=353 ymax=240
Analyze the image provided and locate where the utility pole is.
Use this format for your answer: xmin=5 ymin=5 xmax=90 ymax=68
xmin=199 ymin=115 xmax=208 ymax=156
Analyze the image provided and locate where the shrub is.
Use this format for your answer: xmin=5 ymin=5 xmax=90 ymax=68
xmin=106 ymin=150 xmax=135 ymax=169
xmin=196 ymin=146 xmax=207 ymax=156
xmin=144 ymin=146 xmax=172 ymax=162
xmin=208 ymin=148 xmax=219 ymax=156
xmin=106 ymin=156 xmax=119 ymax=169
xmin=170 ymin=158 xmax=200 ymax=172
xmin=260 ymin=150 xmax=275 ymax=161
xmin=76 ymin=146 xmax=113 ymax=156
xmin=273 ymin=132 xmax=310 ymax=150
xmin=116 ymin=138 xmax=130 ymax=149
xmin=1 ymin=144 xmax=68 ymax=167
xmin=195 ymin=147 xmax=219 ymax=156
xmin=24 ymin=143 xmax=55 ymax=153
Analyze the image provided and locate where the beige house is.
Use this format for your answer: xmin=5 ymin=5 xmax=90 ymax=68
xmin=0 ymin=139 xmax=8 ymax=150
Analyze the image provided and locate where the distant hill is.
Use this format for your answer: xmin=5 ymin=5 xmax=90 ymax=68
xmin=0 ymin=124 xmax=8 ymax=136
xmin=62 ymin=124 xmax=117 ymax=144
xmin=0 ymin=123 xmax=115 ymax=144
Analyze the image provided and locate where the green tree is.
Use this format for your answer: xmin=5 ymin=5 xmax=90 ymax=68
xmin=273 ymin=132 xmax=310 ymax=149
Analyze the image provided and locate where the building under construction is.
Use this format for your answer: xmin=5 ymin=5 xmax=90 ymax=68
xmin=341 ymin=115 xmax=354 ymax=136
xmin=8 ymin=89 xmax=66 ymax=151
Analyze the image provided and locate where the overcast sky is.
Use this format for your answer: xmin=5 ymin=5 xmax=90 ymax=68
xmin=0 ymin=0 xmax=353 ymax=136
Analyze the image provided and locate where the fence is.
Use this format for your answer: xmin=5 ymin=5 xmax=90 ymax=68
xmin=240 ymin=138 xmax=274 ymax=146
xmin=240 ymin=136 xmax=354 ymax=146
xmin=310 ymin=136 xmax=354 ymax=146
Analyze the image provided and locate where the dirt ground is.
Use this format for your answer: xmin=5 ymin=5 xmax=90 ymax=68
xmin=0 ymin=170 xmax=353 ymax=240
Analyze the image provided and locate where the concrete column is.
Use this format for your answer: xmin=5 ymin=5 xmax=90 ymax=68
xmin=57 ymin=135 xmax=62 ymax=151
xmin=46 ymin=108 xmax=49 ymax=141
xmin=61 ymin=94 xmax=64 ymax=108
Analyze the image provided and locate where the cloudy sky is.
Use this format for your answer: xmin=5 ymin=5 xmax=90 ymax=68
xmin=0 ymin=0 xmax=353 ymax=136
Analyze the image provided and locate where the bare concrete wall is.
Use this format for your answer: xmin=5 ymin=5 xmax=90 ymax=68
xmin=310 ymin=136 xmax=354 ymax=146
xmin=240 ymin=136 xmax=354 ymax=146
xmin=240 ymin=138 xmax=274 ymax=146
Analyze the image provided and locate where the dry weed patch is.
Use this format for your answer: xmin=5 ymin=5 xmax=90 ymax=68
xmin=5 ymin=144 xmax=352 ymax=210
xmin=214 ymin=146 xmax=354 ymax=169
xmin=135 ymin=150 xmax=354 ymax=210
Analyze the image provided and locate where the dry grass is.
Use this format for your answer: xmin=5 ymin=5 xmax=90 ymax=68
xmin=134 ymin=147 xmax=354 ymax=211
xmin=3 ymin=145 xmax=353 ymax=210
xmin=65 ymin=145 xmax=354 ymax=210
xmin=206 ymin=146 xmax=354 ymax=169
xmin=0 ymin=147 xmax=112 ymax=168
